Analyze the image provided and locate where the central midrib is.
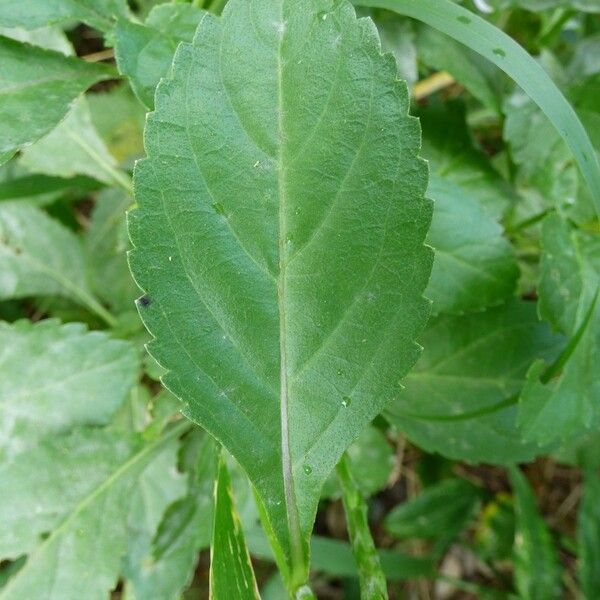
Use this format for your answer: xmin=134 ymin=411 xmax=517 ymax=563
xmin=275 ymin=0 xmax=304 ymax=580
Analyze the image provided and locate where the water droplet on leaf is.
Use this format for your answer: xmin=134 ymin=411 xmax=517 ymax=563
xmin=341 ymin=396 xmax=351 ymax=408
xmin=303 ymin=464 xmax=313 ymax=475
xmin=493 ymin=48 xmax=506 ymax=57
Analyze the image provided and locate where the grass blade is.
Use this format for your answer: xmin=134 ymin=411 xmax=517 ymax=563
xmin=210 ymin=457 xmax=260 ymax=600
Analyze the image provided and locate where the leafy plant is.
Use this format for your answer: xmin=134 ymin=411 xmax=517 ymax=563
xmin=0 ymin=0 xmax=599 ymax=598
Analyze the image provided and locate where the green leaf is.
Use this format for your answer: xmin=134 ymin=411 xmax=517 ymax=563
xmin=0 ymin=173 xmax=100 ymax=206
xmin=336 ymin=453 xmax=388 ymax=600
xmin=0 ymin=429 xmax=138 ymax=560
xmin=0 ymin=202 xmax=116 ymax=326
xmin=0 ymin=24 xmax=73 ymax=54
xmin=518 ymin=215 xmax=600 ymax=444
xmin=115 ymin=4 xmax=206 ymax=109
xmin=0 ymin=151 xmax=16 ymax=167
xmin=509 ymin=466 xmax=562 ymax=600
xmin=124 ymin=431 xmax=218 ymax=600
xmin=503 ymin=75 xmax=600 ymax=225
xmin=321 ymin=425 xmax=394 ymax=500
xmin=354 ymin=0 xmax=600 ymax=218
xmin=418 ymin=102 xmax=517 ymax=221
xmin=0 ymin=422 xmax=188 ymax=600
xmin=85 ymin=188 xmax=139 ymax=314
xmin=386 ymin=301 xmax=564 ymax=464
xmin=128 ymin=0 xmax=431 ymax=588
xmin=367 ymin=11 xmax=417 ymax=86
xmin=122 ymin=437 xmax=188 ymax=600
xmin=0 ymin=36 xmax=114 ymax=156
xmin=0 ymin=0 xmax=130 ymax=32
xmin=416 ymin=26 xmax=504 ymax=113
xmin=578 ymin=468 xmax=600 ymax=597
xmin=385 ymin=478 xmax=480 ymax=554
xmin=426 ymin=176 xmax=519 ymax=315
xmin=210 ymin=457 xmax=260 ymax=600
xmin=0 ymin=319 xmax=138 ymax=460
xmin=87 ymin=84 xmax=146 ymax=167
xmin=20 ymin=97 xmax=132 ymax=193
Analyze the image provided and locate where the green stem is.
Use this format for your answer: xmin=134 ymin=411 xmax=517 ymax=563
xmin=337 ymin=453 xmax=388 ymax=600
xmin=508 ymin=208 xmax=553 ymax=234
xmin=542 ymin=288 xmax=599 ymax=383
xmin=208 ymin=0 xmax=227 ymax=14
xmin=76 ymin=288 xmax=119 ymax=328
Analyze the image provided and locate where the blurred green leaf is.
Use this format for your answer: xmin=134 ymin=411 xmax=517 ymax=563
xmin=0 ymin=0 xmax=131 ymax=32
xmin=246 ymin=528 xmax=435 ymax=581
xmin=386 ymin=301 xmax=563 ymax=463
xmin=124 ymin=432 xmax=218 ymax=600
xmin=85 ymin=188 xmax=139 ymax=315
xmin=519 ymin=215 xmax=600 ymax=444
xmin=0 ymin=421 xmax=189 ymax=600
xmin=321 ymin=426 xmax=394 ymax=500
xmin=509 ymin=466 xmax=562 ymax=600
xmin=0 ymin=37 xmax=114 ymax=156
xmin=419 ymin=102 xmax=517 ymax=220
xmin=0 ymin=319 xmax=138 ymax=460
xmin=115 ymin=4 xmax=205 ymax=109
xmin=20 ymin=97 xmax=131 ymax=192
xmin=474 ymin=493 xmax=516 ymax=562
xmin=88 ymin=85 xmax=146 ymax=167
xmin=0 ymin=202 xmax=116 ymax=325
xmin=385 ymin=478 xmax=480 ymax=555
xmin=426 ymin=175 xmax=519 ymax=315
xmin=417 ymin=26 xmax=504 ymax=112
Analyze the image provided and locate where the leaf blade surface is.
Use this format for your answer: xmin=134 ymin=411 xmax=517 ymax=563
xmin=128 ymin=0 xmax=431 ymax=584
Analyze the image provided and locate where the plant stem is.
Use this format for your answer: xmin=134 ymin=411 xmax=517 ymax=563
xmin=337 ymin=453 xmax=389 ymax=600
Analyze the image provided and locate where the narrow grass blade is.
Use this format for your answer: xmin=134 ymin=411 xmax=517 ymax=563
xmin=210 ymin=457 xmax=260 ymax=600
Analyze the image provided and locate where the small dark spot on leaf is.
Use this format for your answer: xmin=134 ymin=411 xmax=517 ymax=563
xmin=493 ymin=48 xmax=506 ymax=57
xmin=457 ymin=16 xmax=471 ymax=24
xmin=138 ymin=295 xmax=151 ymax=307
xmin=14 ymin=246 xmax=22 ymax=255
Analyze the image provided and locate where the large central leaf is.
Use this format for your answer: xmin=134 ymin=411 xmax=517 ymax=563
xmin=129 ymin=0 xmax=431 ymax=586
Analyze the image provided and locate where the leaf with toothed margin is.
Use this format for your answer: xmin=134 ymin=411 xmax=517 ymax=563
xmin=114 ymin=3 xmax=206 ymax=110
xmin=128 ymin=0 xmax=431 ymax=590
xmin=0 ymin=36 xmax=115 ymax=157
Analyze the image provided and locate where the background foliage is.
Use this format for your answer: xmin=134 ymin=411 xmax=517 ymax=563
xmin=0 ymin=0 xmax=598 ymax=597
